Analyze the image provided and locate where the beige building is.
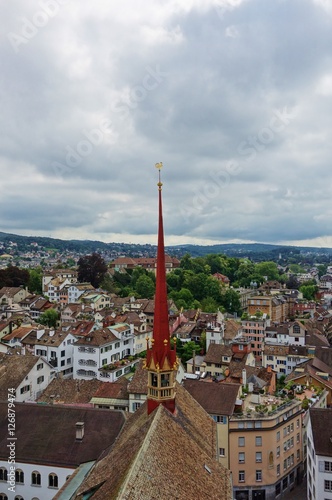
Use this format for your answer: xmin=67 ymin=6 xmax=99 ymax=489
xmin=230 ymin=397 xmax=303 ymax=500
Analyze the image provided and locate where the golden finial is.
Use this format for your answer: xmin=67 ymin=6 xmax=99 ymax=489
xmin=155 ymin=162 xmax=163 ymax=189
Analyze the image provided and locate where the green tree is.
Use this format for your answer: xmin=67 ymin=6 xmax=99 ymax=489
xmin=220 ymin=289 xmax=242 ymax=315
xmin=254 ymin=261 xmax=279 ymax=281
xmin=135 ymin=275 xmax=155 ymax=299
xmin=39 ymin=308 xmax=59 ymax=328
xmin=28 ymin=267 xmax=43 ymax=294
xmin=299 ymin=284 xmax=318 ymax=301
xmin=184 ymin=272 xmax=208 ymax=301
xmin=181 ymin=341 xmax=200 ymax=363
xmin=201 ymin=296 xmax=218 ymax=312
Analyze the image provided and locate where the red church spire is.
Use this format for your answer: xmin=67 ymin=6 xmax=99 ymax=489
xmin=145 ymin=163 xmax=178 ymax=414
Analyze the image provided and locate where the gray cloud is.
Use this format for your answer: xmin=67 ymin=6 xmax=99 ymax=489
xmin=1 ymin=0 xmax=332 ymax=246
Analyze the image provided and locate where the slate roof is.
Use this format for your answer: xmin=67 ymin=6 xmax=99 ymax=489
xmin=0 ymin=402 xmax=125 ymax=467
xmin=74 ymin=383 xmax=232 ymax=500
xmin=309 ymin=407 xmax=332 ymax=457
xmin=183 ymin=379 xmax=240 ymax=415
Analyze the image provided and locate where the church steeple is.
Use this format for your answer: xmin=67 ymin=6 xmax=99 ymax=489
xmin=144 ymin=163 xmax=178 ymax=415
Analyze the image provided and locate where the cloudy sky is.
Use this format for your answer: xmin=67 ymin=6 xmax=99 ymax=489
xmin=1 ymin=0 xmax=332 ymax=248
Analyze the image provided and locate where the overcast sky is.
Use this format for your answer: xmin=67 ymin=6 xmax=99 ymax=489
xmin=1 ymin=0 xmax=332 ymax=248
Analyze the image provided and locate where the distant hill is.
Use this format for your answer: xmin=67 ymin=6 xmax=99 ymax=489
xmin=0 ymin=231 xmax=332 ymax=261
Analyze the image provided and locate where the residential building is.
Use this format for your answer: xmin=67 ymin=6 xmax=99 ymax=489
xmin=230 ymin=396 xmax=303 ymax=500
xmin=0 ymin=403 xmax=124 ymax=500
xmin=67 ymin=283 xmax=95 ymax=304
xmin=241 ymin=318 xmax=268 ymax=364
xmin=25 ymin=328 xmax=76 ymax=378
xmin=0 ymin=353 xmax=54 ymax=402
xmin=73 ymin=323 xmax=135 ymax=381
xmin=248 ymin=295 xmax=288 ymax=323
xmin=306 ymin=408 xmax=332 ymax=500
xmin=183 ymin=379 xmax=240 ymax=469
xmin=262 ymin=344 xmax=310 ymax=378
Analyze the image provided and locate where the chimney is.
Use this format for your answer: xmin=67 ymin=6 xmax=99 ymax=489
xmin=242 ymin=368 xmax=247 ymax=386
xmin=75 ymin=422 xmax=84 ymax=441
xmin=37 ymin=329 xmax=45 ymax=340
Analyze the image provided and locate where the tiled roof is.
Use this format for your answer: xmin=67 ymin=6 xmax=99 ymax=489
xmin=0 ymin=402 xmax=125 ymax=467
xmin=183 ymin=379 xmax=239 ymax=415
xmin=0 ymin=353 xmax=40 ymax=399
xmin=92 ymin=377 xmax=129 ymax=400
xmin=224 ymin=319 xmax=241 ymax=340
xmin=263 ymin=345 xmax=289 ymax=356
xmin=204 ymin=344 xmax=232 ymax=364
xmin=2 ymin=326 xmax=35 ymax=341
xmin=37 ymin=378 xmax=104 ymax=404
xmin=127 ymin=359 xmax=148 ymax=395
xmin=0 ymin=287 xmax=25 ymax=298
xmin=34 ymin=329 xmax=73 ymax=347
xmin=74 ymin=383 xmax=232 ymax=500
xmin=74 ymin=328 xmax=118 ymax=347
xmin=309 ymin=408 xmax=332 ymax=457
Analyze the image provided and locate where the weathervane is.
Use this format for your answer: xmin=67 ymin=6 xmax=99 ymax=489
xmin=155 ymin=162 xmax=163 ymax=188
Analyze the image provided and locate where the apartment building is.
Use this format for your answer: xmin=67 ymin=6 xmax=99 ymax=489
xmin=230 ymin=397 xmax=303 ymax=500
xmin=241 ymin=319 xmax=268 ymax=365
xmin=248 ymin=296 xmax=288 ymax=323
xmin=306 ymin=408 xmax=332 ymax=500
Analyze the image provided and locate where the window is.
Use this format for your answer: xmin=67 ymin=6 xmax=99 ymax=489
xmin=277 ymin=464 xmax=280 ymax=476
xmin=239 ymin=471 xmax=245 ymax=482
xmin=325 ymin=480 xmax=332 ymax=491
xmin=256 ymin=452 xmax=262 ymax=463
xmin=37 ymin=362 xmax=43 ymax=370
xmin=0 ymin=469 xmax=7 ymax=482
xmin=0 ymin=496 xmax=8 ymax=500
xmin=67 ymin=358 xmax=71 ymax=364
xmin=37 ymin=376 xmax=44 ymax=384
xmin=283 ymin=476 xmax=288 ymax=489
xmin=61 ymin=350 xmax=65 ymax=357
xmin=213 ymin=415 xmax=227 ymax=424
xmin=255 ymin=421 xmax=262 ymax=429
xmin=32 ymin=470 xmax=41 ymax=486
xmin=219 ymin=448 xmax=225 ymax=457
xmin=239 ymin=452 xmax=245 ymax=463
xmin=132 ymin=402 xmax=142 ymax=411
xmin=297 ymin=433 xmax=300 ymax=443
xmin=49 ymin=473 xmax=58 ymax=488
xmin=61 ymin=360 xmax=65 ymax=367
xmin=256 ymin=470 xmax=262 ymax=482
xmin=15 ymin=469 xmax=24 ymax=484
xmin=20 ymin=385 xmax=30 ymax=394
xmin=15 ymin=496 xmax=24 ymax=500
xmin=277 ymin=446 xmax=280 ymax=458
xmin=238 ymin=422 xmax=244 ymax=429
xmin=255 ymin=436 xmax=262 ymax=446
xmin=275 ymin=482 xmax=281 ymax=495
xmin=277 ymin=431 xmax=280 ymax=442
xmin=325 ymin=461 xmax=332 ymax=473
xmin=238 ymin=437 xmax=245 ymax=447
